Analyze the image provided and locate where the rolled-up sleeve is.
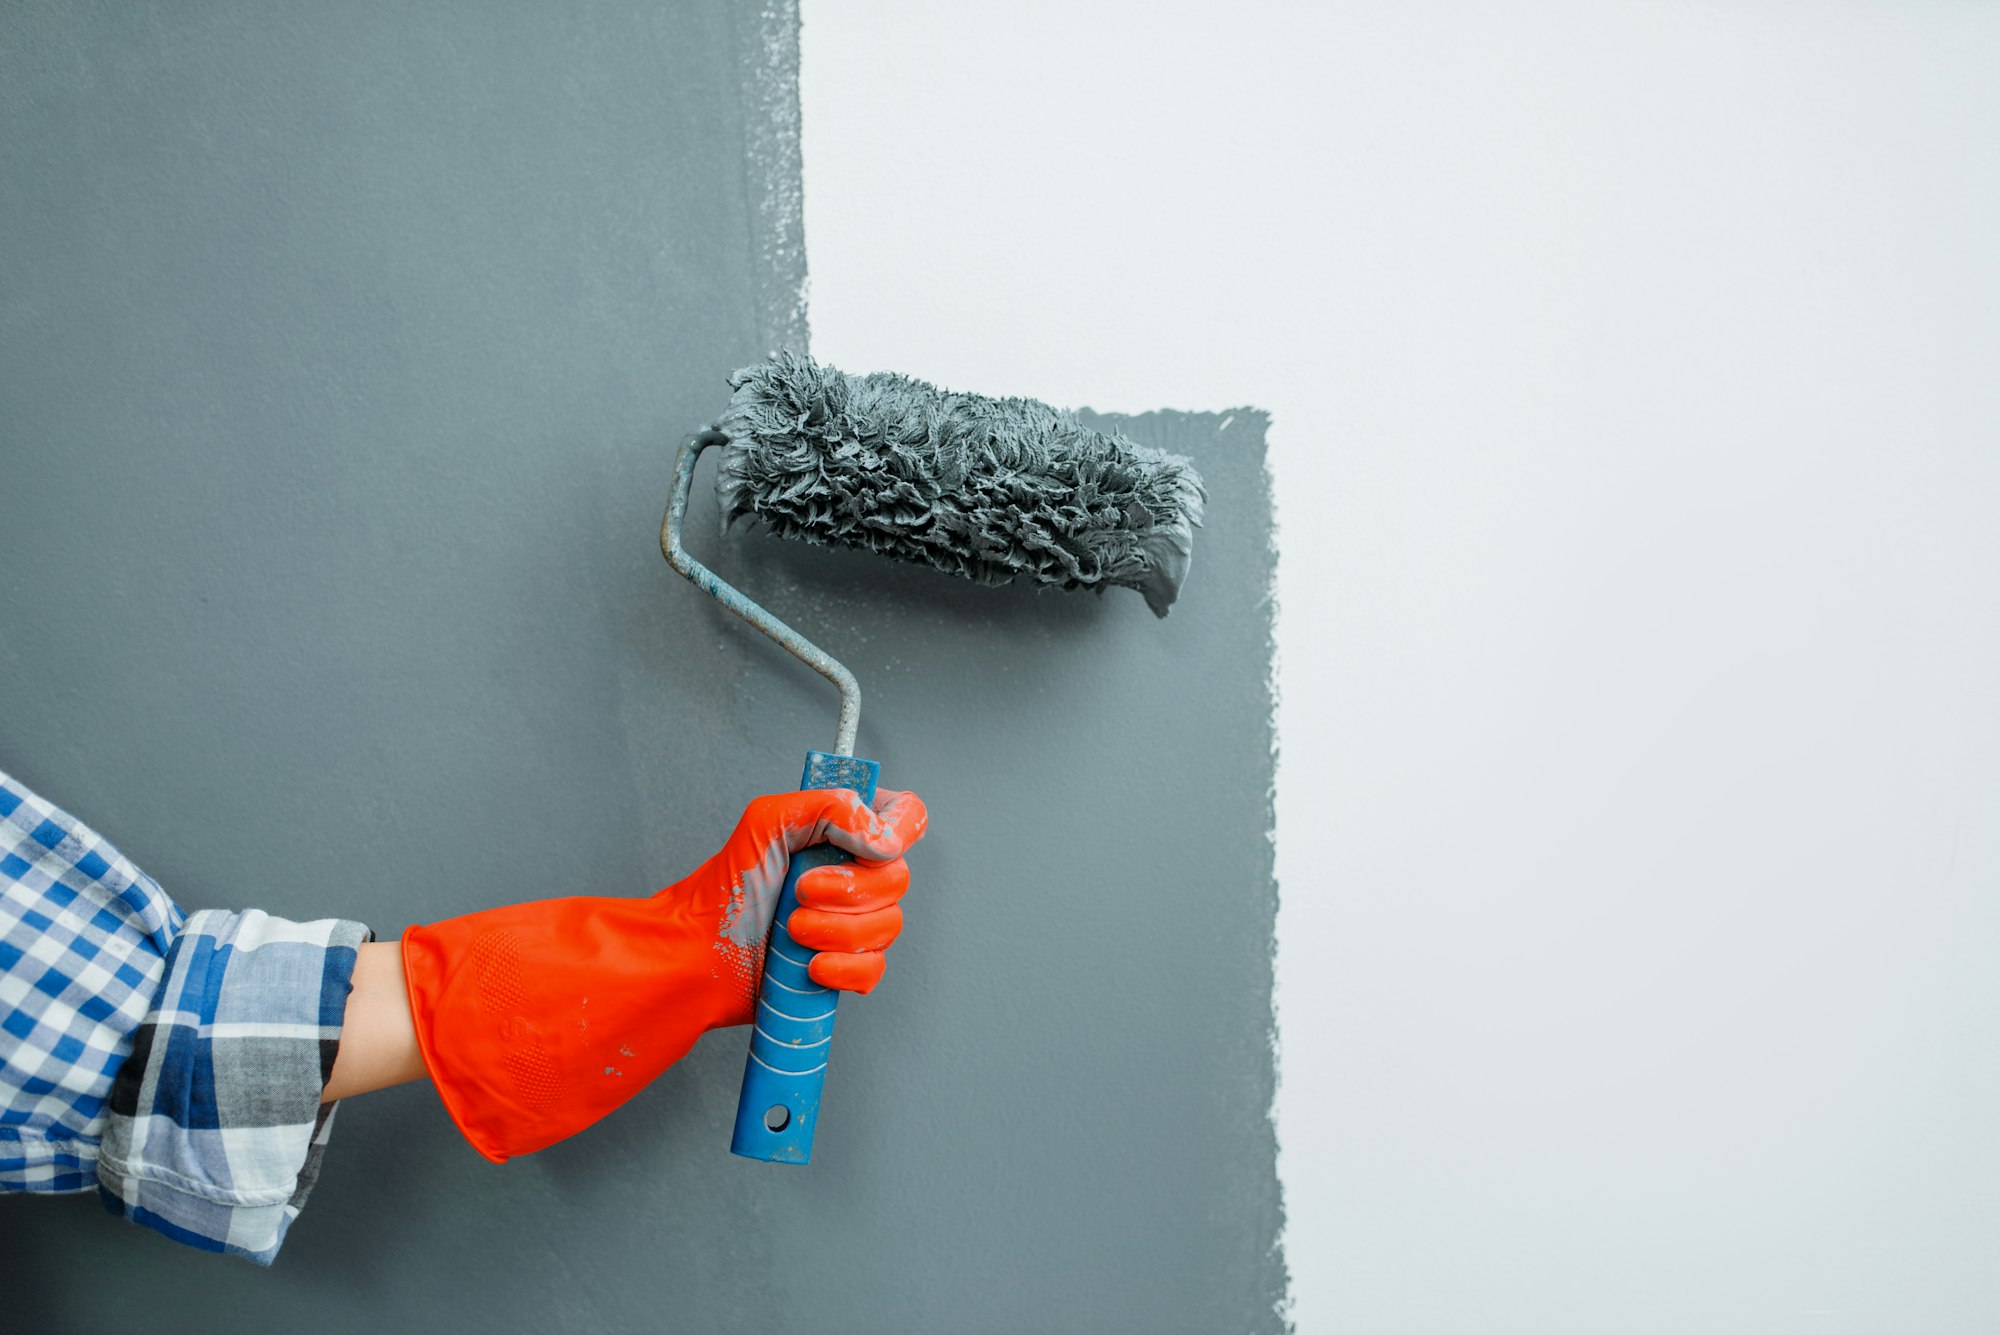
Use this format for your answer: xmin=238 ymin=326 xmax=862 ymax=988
xmin=97 ymin=908 xmax=369 ymax=1263
xmin=0 ymin=767 xmax=369 ymax=1264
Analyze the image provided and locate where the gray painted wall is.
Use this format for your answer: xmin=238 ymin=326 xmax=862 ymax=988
xmin=0 ymin=4 xmax=1283 ymax=1331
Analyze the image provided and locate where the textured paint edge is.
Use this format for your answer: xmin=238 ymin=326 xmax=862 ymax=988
xmin=1234 ymin=406 xmax=1294 ymax=1334
xmin=1260 ymin=413 xmax=1295 ymax=1335
xmin=738 ymin=0 xmax=810 ymax=357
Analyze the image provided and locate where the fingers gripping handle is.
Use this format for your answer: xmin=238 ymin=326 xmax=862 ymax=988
xmin=731 ymin=750 xmax=880 ymax=1163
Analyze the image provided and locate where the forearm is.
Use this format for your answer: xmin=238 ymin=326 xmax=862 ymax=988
xmin=324 ymin=939 xmax=429 ymax=1102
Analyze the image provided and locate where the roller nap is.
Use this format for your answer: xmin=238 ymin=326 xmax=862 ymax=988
xmin=714 ymin=352 xmax=1206 ymax=616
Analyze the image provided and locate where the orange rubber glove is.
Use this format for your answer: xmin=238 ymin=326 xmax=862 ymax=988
xmin=401 ymin=787 xmax=928 ymax=1163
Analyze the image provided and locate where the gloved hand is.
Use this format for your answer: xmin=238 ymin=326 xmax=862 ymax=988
xmin=401 ymin=787 xmax=928 ymax=1163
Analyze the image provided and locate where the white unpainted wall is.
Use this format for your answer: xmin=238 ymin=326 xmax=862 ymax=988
xmin=797 ymin=3 xmax=2000 ymax=1330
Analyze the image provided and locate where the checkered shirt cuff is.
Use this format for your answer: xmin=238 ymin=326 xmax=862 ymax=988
xmin=97 ymin=908 xmax=370 ymax=1264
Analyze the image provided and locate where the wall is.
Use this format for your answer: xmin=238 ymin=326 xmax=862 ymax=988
xmin=0 ymin=3 xmax=1285 ymax=1331
xmin=799 ymin=2 xmax=2000 ymax=1332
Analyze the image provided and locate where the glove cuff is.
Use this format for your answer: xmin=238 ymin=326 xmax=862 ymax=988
xmin=403 ymin=895 xmax=735 ymax=1162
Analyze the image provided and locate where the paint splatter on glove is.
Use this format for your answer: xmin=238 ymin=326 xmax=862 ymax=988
xmin=401 ymin=787 xmax=927 ymax=1163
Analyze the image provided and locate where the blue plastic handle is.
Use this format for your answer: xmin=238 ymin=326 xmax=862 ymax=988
xmin=730 ymin=748 xmax=880 ymax=1163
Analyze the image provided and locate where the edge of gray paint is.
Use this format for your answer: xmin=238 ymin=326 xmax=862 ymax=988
xmin=745 ymin=0 xmax=809 ymax=357
xmin=1082 ymin=405 xmax=1291 ymax=1334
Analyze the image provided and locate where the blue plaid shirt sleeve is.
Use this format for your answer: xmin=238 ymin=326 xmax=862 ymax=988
xmin=1 ymin=768 xmax=370 ymax=1263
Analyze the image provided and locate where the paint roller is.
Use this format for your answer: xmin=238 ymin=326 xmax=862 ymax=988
xmin=661 ymin=351 xmax=1205 ymax=1163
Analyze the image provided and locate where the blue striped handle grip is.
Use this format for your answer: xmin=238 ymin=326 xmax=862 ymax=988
xmin=730 ymin=748 xmax=880 ymax=1163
